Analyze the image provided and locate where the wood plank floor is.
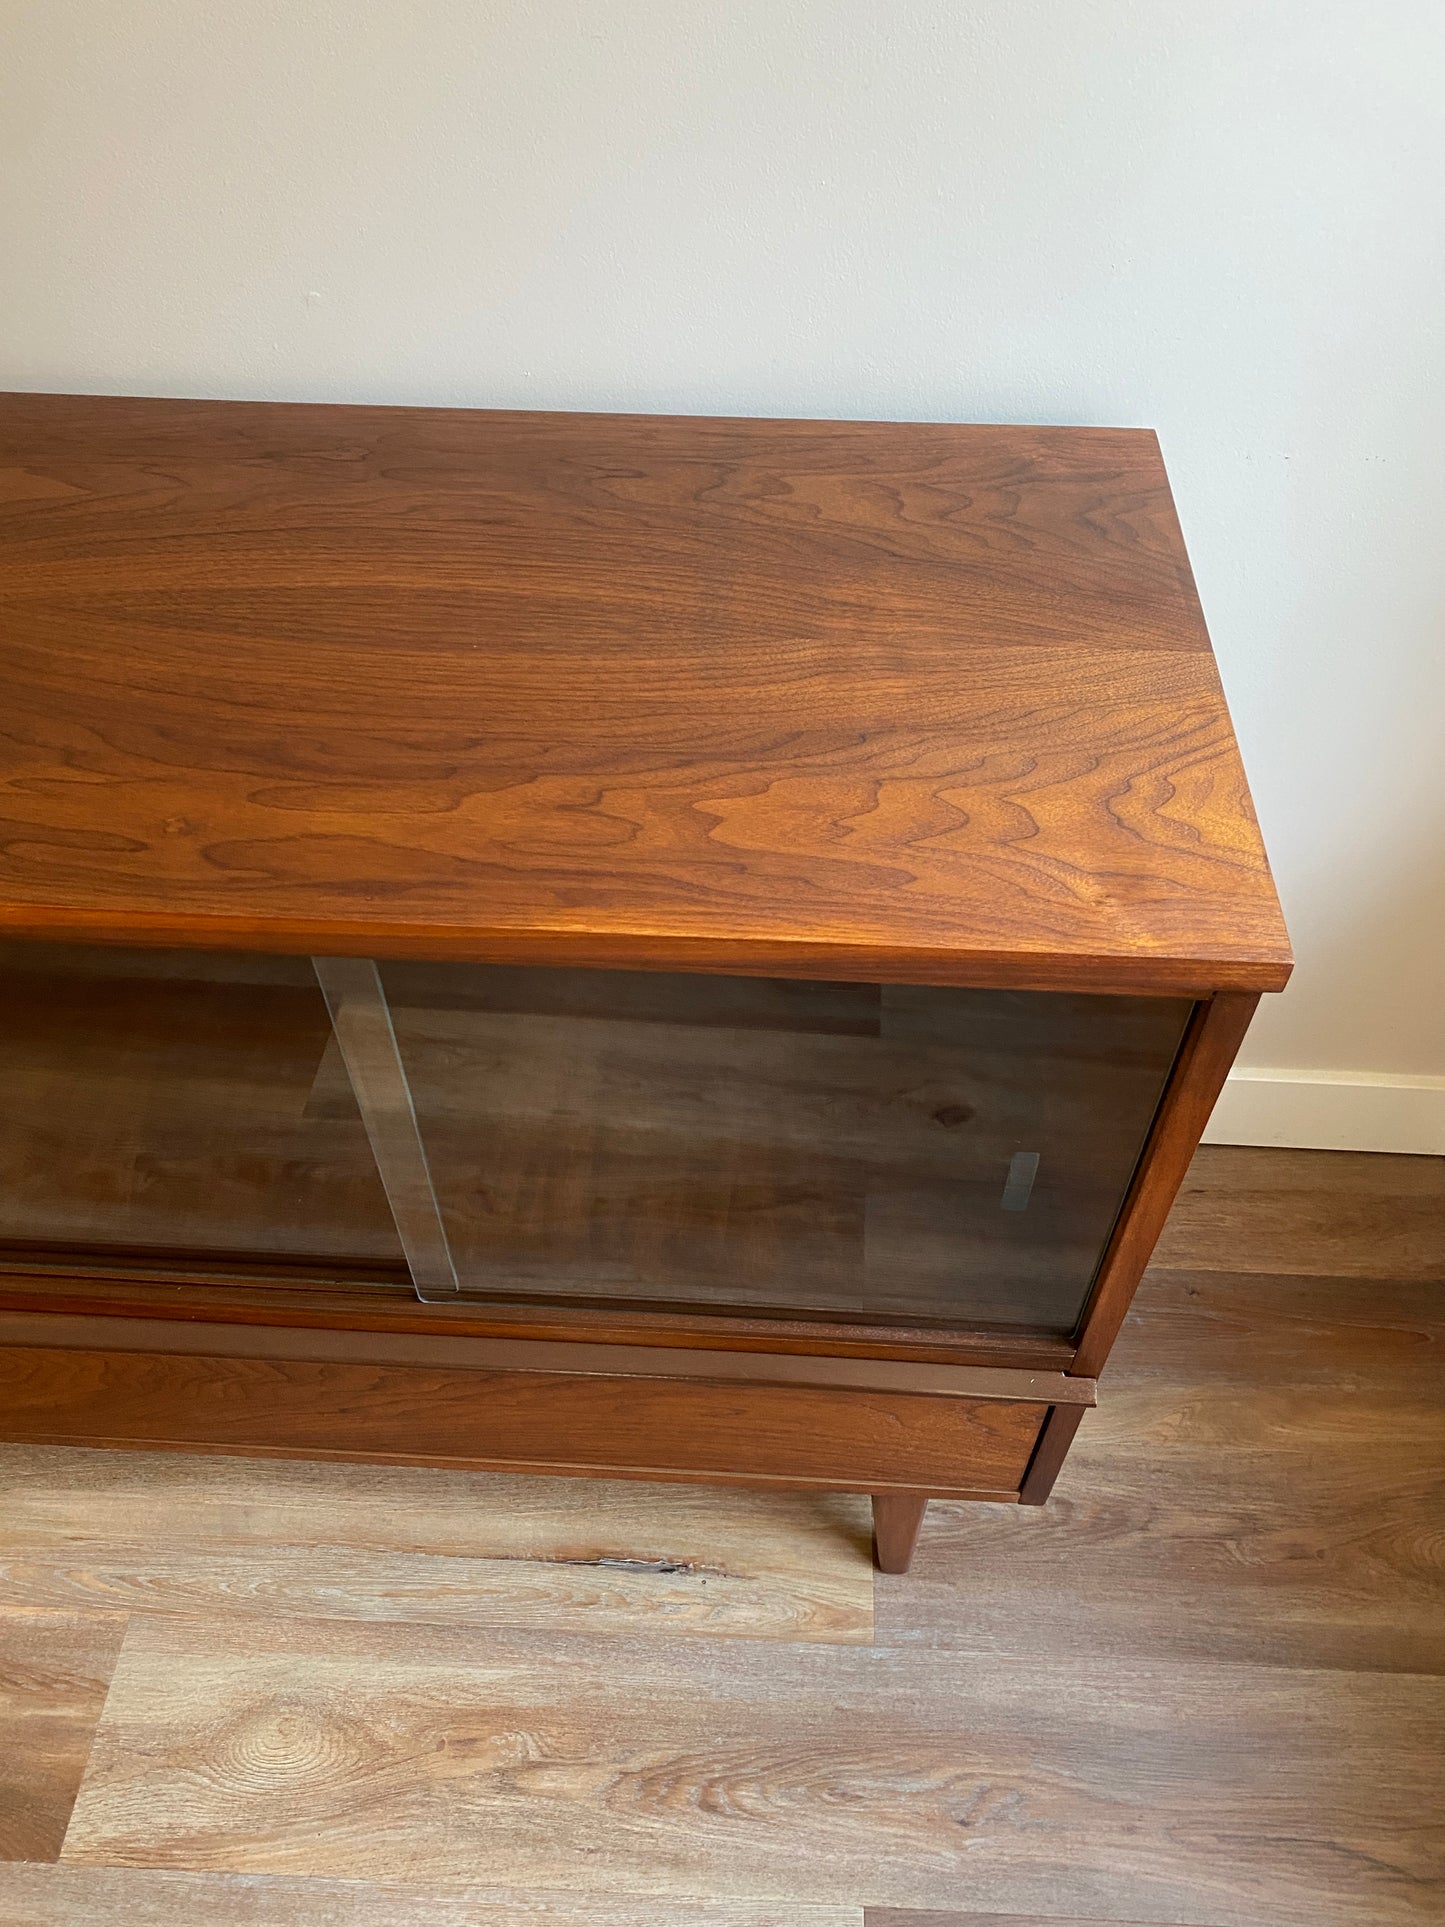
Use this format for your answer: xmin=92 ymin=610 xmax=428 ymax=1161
xmin=0 ymin=1865 xmax=853 ymax=1925
xmin=0 ymin=1144 xmax=1441 ymax=1925
xmin=0 ymin=1457 xmax=875 ymax=1647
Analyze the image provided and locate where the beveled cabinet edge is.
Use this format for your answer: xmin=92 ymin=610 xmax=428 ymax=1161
xmin=1070 ymin=990 xmax=1260 ymax=1378
xmin=0 ymin=905 xmax=1293 ymax=998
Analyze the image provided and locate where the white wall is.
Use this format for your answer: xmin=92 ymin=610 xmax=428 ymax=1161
xmin=3 ymin=1 xmax=1443 ymax=1151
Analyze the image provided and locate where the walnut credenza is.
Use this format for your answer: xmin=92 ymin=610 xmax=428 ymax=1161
xmin=0 ymin=394 xmax=1290 ymax=1571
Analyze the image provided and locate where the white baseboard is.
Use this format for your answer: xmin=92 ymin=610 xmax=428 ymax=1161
xmin=1204 ymin=1068 xmax=1445 ymax=1156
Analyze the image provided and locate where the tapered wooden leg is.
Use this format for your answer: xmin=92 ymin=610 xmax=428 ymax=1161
xmin=872 ymin=1491 xmax=929 ymax=1574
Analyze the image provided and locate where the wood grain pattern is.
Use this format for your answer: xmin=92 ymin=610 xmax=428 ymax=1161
xmin=0 ymin=1346 xmax=1044 ymax=1495
xmin=1152 ymin=1144 xmax=1445 ymax=1280
xmin=0 ymin=1609 xmax=126 ymax=1862
xmin=876 ymin=1265 xmax=1445 ymax=1673
xmin=0 ymin=393 xmax=1289 ymax=993
xmin=0 ymin=1865 xmax=857 ymax=1925
xmin=59 ymin=1615 xmax=1444 ymax=1921
xmin=0 ymin=1446 xmax=874 ymax=1646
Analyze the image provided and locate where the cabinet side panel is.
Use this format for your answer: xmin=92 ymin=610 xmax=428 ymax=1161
xmin=1070 ymin=992 xmax=1259 ymax=1377
xmin=1018 ymin=1403 xmax=1088 ymax=1504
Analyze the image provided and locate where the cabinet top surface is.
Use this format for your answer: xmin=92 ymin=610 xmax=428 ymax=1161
xmin=0 ymin=391 xmax=1289 ymax=991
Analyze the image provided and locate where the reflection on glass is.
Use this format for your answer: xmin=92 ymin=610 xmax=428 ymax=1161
xmin=371 ymin=963 xmax=1192 ymax=1331
xmin=0 ymin=942 xmax=405 ymax=1279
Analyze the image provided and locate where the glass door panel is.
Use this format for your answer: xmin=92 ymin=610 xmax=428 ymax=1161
xmin=0 ymin=941 xmax=405 ymax=1281
xmin=0 ymin=940 xmax=1190 ymax=1329
xmin=356 ymin=961 xmax=1192 ymax=1332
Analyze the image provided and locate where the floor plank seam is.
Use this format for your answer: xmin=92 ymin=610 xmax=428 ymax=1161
xmin=50 ymin=1610 xmax=132 ymax=1867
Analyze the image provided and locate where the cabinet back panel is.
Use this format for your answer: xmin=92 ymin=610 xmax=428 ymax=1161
xmin=0 ymin=942 xmax=404 ymax=1273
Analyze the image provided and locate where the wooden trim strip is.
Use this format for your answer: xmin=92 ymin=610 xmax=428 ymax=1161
xmin=0 ymin=1309 xmax=1095 ymax=1405
xmin=0 ymin=1427 xmax=1027 ymax=1502
xmin=0 ymin=1270 xmax=1078 ymax=1369
xmin=0 ymin=1343 xmax=1046 ymax=1494
xmin=1070 ymin=990 xmax=1260 ymax=1378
